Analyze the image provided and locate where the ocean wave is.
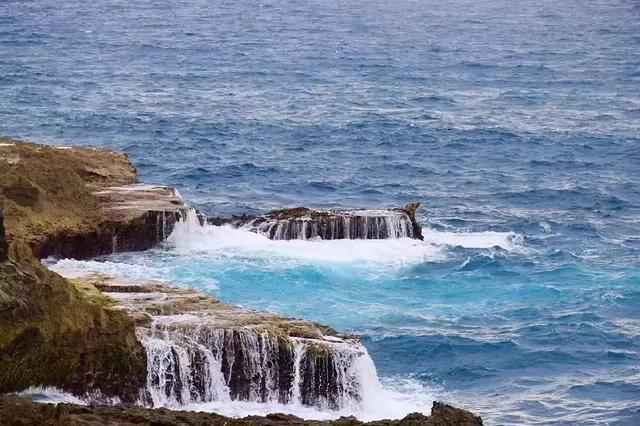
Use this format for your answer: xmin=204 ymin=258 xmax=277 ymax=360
xmin=422 ymin=228 xmax=526 ymax=252
xmin=164 ymin=220 xmax=446 ymax=266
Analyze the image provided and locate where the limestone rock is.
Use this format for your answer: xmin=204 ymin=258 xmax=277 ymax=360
xmin=0 ymin=138 xmax=187 ymax=260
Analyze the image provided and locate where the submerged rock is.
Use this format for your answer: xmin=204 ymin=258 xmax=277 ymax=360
xmin=207 ymin=203 xmax=424 ymax=241
xmin=72 ymin=274 xmax=373 ymax=411
xmin=0 ymin=394 xmax=483 ymax=425
xmin=0 ymin=138 xmax=187 ymax=260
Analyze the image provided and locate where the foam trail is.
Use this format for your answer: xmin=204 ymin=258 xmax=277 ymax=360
xmin=421 ymin=228 xmax=524 ymax=251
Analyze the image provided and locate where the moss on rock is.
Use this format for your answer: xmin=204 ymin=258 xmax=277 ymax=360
xmin=0 ymin=139 xmax=155 ymax=401
xmin=0 ymin=253 xmax=146 ymax=401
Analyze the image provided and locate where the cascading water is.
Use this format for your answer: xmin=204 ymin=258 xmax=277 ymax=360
xmin=112 ymin=209 xmax=383 ymax=413
xmin=245 ymin=211 xmax=416 ymax=240
xmin=50 ymin=210 xmax=441 ymax=421
xmin=138 ymin=322 xmax=374 ymax=411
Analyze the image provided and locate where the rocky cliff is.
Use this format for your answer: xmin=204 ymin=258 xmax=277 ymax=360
xmin=0 ymin=139 xmax=185 ymax=402
xmin=0 ymin=211 xmax=146 ymax=401
xmin=0 ymin=138 xmax=186 ymax=259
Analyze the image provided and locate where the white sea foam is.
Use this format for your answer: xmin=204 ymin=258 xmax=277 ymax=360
xmin=18 ymin=386 xmax=87 ymax=405
xmin=49 ymin=259 xmax=172 ymax=281
xmin=15 ymin=380 xmax=434 ymax=421
xmin=422 ymin=228 xmax=525 ymax=252
xmin=164 ymin=212 xmax=525 ymax=264
xmin=179 ymin=377 xmax=434 ymax=422
xmin=165 ymin=215 xmax=446 ymax=266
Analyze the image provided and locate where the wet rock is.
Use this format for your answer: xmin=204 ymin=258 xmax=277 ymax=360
xmin=71 ymin=274 xmax=369 ymax=410
xmin=0 ymin=394 xmax=483 ymax=425
xmin=0 ymin=209 xmax=7 ymax=262
xmin=207 ymin=204 xmax=424 ymax=241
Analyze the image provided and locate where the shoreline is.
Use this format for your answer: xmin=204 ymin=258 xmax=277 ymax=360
xmin=0 ymin=138 xmax=481 ymax=424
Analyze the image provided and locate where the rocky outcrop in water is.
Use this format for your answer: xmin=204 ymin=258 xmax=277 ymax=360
xmin=206 ymin=203 xmax=424 ymax=241
xmin=72 ymin=274 xmax=374 ymax=411
xmin=0 ymin=138 xmax=187 ymax=259
xmin=0 ymin=394 xmax=483 ymax=425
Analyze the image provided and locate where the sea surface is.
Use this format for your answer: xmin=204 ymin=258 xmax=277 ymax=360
xmin=2 ymin=0 xmax=640 ymax=424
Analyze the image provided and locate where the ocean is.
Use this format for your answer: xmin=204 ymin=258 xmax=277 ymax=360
xmin=2 ymin=0 xmax=640 ymax=424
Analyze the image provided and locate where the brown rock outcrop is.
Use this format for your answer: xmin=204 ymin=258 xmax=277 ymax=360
xmin=0 ymin=227 xmax=146 ymax=402
xmin=206 ymin=204 xmax=424 ymax=241
xmin=0 ymin=138 xmax=186 ymax=260
xmin=69 ymin=274 xmax=370 ymax=410
xmin=0 ymin=394 xmax=483 ymax=425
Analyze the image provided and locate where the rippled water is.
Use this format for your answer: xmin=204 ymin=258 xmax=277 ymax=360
xmin=4 ymin=0 xmax=640 ymax=424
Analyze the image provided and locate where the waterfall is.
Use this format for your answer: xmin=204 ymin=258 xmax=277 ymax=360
xmin=137 ymin=209 xmax=411 ymax=411
xmin=245 ymin=211 xmax=415 ymax=241
xmin=138 ymin=323 xmax=373 ymax=411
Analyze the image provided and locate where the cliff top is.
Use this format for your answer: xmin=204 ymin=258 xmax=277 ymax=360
xmin=0 ymin=138 xmax=185 ymax=258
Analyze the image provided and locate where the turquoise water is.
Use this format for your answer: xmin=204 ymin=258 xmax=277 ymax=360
xmin=51 ymin=218 xmax=640 ymax=424
xmin=4 ymin=0 xmax=640 ymax=423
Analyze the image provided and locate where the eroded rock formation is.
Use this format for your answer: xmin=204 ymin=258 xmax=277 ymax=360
xmin=0 ymin=139 xmax=181 ymax=401
xmin=72 ymin=274 xmax=373 ymax=411
xmin=0 ymin=138 xmax=187 ymax=259
xmin=0 ymin=214 xmax=146 ymax=402
xmin=206 ymin=203 xmax=424 ymax=241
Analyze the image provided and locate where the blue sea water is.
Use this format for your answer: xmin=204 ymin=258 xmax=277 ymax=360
xmin=2 ymin=0 xmax=640 ymax=424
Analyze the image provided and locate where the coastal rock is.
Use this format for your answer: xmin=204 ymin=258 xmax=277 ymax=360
xmin=0 ymin=138 xmax=187 ymax=259
xmin=0 ymin=209 xmax=7 ymax=262
xmin=208 ymin=204 xmax=424 ymax=241
xmin=72 ymin=274 xmax=372 ymax=410
xmin=0 ymin=395 xmax=483 ymax=425
xmin=0 ymin=139 xmax=480 ymax=423
xmin=0 ymin=139 xmax=177 ymax=402
xmin=0 ymin=253 xmax=146 ymax=402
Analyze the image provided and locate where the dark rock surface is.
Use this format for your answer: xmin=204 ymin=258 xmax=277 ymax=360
xmin=206 ymin=203 xmax=424 ymax=241
xmin=0 ymin=208 xmax=7 ymax=262
xmin=0 ymin=395 xmax=483 ymax=425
